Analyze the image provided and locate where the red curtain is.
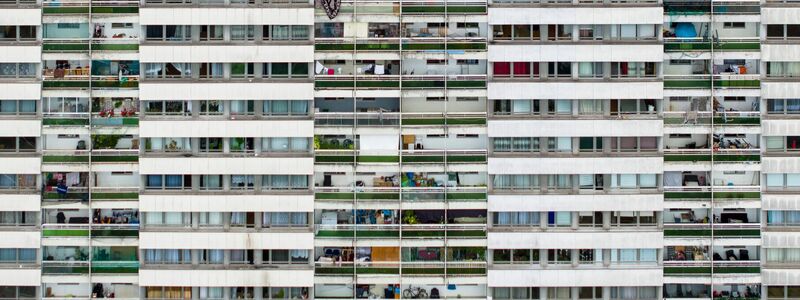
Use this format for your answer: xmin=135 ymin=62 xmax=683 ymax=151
xmin=493 ymin=62 xmax=511 ymax=76
xmin=513 ymin=62 xmax=530 ymax=75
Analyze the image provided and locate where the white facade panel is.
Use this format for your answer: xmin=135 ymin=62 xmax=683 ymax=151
xmin=763 ymin=82 xmax=800 ymax=99
xmin=0 ymin=269 xmax=40 ymax=286
xmin=0 ymin=9 xmax=41 ymax=25
xmin=140 ymin=194 xmax=313 ymax=212
xmin=0 ymin=157 xmax=40 ymax=174
xmin=488 ymin=7 xmax=663 ymax=25
xmin=762 ymin=44 xmax=800 ymax=62
xmin=0 ymin=194 xmax=40 ymax=211
xmin=140 ymin=45 xmax=313 ymax=63
xmin=0 ymin=83 xmax=41 ymax=100
xmin=0 ymin=120 xmax=40 ymax=137
xmin=138 ymin=8 xmax=314 ymax=25
xmin=488 ymin=81 xmax=663 ymax=100
xmin=139 ymin=269 xmax=314 ymax=287
xmin=0 ymin=231 xmax=39 ymax=248
xmin=488 ymin=119 xmax=662 ymax=137
xmin=139 ymin=157 xmax=314 ymax=175
xmin=763 ymin=157 xmax=800 ymax=174
xmin=488 ymin=231 xmax=663 ymax=249
xmin=0 ymin=46 xmax=41 ymax=63
xmin=140 ymin=232 xmax=314 ymax=249
xmin=489 ymin=193 xmax=663 ymax=212
xmin=488 ymin=44 xmax=663 ymax=62
xmin=488 ymin=268 xmax=662 ymax=287
xmin=763 ymin=119 xmax=800 ymax=136
xmin=139 ymin=82 xmax=314 ymax=100
xmin=488 ymin=157 xmax=663 ymax=174
xmin=762 ymin=7 xmax=800 ymax=24
xmin=139 ymin=120 xmax=314 ymax=138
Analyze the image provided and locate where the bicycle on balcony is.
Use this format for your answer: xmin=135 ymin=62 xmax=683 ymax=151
xmin=402 ymin=285 xmax=428 ymax=299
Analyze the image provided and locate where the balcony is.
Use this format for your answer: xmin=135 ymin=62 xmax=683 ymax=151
xmin=314 ymin=261 xmax=486 ymax=275
xmin=663 ymin=111 xmax=760 ymax=125
xmin=664 ymin=261 xmax=760 ymax=275
xmin=663 ymin=223 xmax=760 ymax=237
xmin=663 ymin=75 xmax=760 ymax=89
xmin=91 ymin=261 xmax=139 ymax=273
xmin=42 ymin=224 xmax=90 ymax=237
xmin=92 ymin=224 xmax=139 ymax=237
xmin=91 ymin=187 xmax=139 ymax=200
xmin=315 ymin=149 xmax=486 ymax=164
xmin=315 ymin=224 xmax=486 ymax=239
xmin=42 ymin=261 xmax=90 ymax=274
xmin=315 ymin=187 xmax=487 ymax=202
xmin=664 ymin=149 xmax=761 ymax=163
xmin=315 ymin=75 xmax=486 ymax=89
xmin=42 ymin=0 xmax=139 ymax=14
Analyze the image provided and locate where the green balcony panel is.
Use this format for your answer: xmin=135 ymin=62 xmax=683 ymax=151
xmin=91 ymin=155 xmax=139 ymax=163
xmin=357 ymin=156 xmax=400 ymax=163
xmin=664 ymin=80 xmax=712 ymax=89
xmin=664 ymin=154 xmax=760 ymax=162
xmin=714 ymin=266 xmax=760 ymax=273
xmin=402 ymin=118 xmax=486 ymax=126
xmin=91 ymin=6 xmax=139 ymax=14
xmin=315 ymin=155 xmax=355 ymax=163
xmin=43 ymin=81 xmax=90 ymax=88
xmin=44 ymin=192 xmax=89 ymax=201
xmin=358 ymin=193 xmax=400 ymax=200
xmin=664 ymin=191 xmax=711 ymax=200
xmin=315 ymin=44 xmax=354 ymax=51
xmin=316 ymin=230 xmax=399 ymax=238
xmin=716 ymin=42 xmax=760 ymax=51
xmin=713 ymin=154 xmax=761 ymax=162
xmin=92 ymin=44 xmax=140 ymax=51
xmin=665 ymin=228 xmax=760 ymax=237
xmin=664 ymin=42 xmax=711 ymax=51
xmin=42 ymin=155 xmax=90 ymax=163
xmin=91 ymin=262 xmax=140 ymax=273
xmin=403 ymin=156 xmax=445 ymax=163
xmin=91 ymin=192 xmax=139 ymax=200
xmin=401 ymin=267 xmax=485 ymax=275
xmin=43 ymin=7 xmax=90 ymax=14
xmin=713 ymin=192 xmax=760 ymax=199
xmin=42 ymin=265 xmax=90 ymax=274
xmin=43 ymin=118 xmax=90 ymax=126
xmin=43 ymin=43 xmax=89 ymax=52
xmin=663 ymin=266 xmax=711 ymax=274
xmin=402 ymin=43 xmax=486 ymax=51
xmin=315 ymin=80 xmax=400 ymax=88
xmin=401 ymin=6 xmax=486 ymax=14
xmin=713 ymin=229 xmax=761 ymax=237
xmin=43 ymin=229 xmax=90 ymax=237
xmin=446 ymin=192 xmax=487 ymax=201
xmin=664 ymin=229 xmax=711 ymax=237
xmin=92 ymin=117 xmax=139 ymax=126
xmin=91 ymin=229 xmax=139 ymax=237
xmin=713 ymin=117 xmax=760 ymax=125
xmin=93 ymin=80 xmax=139 ymax=88
xmin=447 ymin=155 xmax=487 ymax=163
xmin=714 ymin=79 xmax=760 ymax=88
xmin=315 ymin=266 xmax=355 ymax=274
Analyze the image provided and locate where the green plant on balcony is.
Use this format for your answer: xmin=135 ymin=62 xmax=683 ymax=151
xmin=92 ymin=135 xmax=121 ymax=149
xmin=315 ymin=137 xmax=354 ymax=150
xmin=403 ymin=211 xmax=419 ymax=225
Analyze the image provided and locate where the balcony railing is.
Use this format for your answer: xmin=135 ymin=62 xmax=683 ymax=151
xmin=91 ymin=187 xmax=139 ymax=200
xmin=314 ymin=112 xmax=486 ymax=127
xmin=663 ymin=111 xmax=760 ymax=125
xmin=663 ymin=149 xmax=761 ymax=162
xmin=315 ymin=75 xmax=486 ymax=89
xmin=315 ymin=223 xmax=486 ymax=238
xmin=91 ymin=261 xmax=139 ymax=273
xmin=663 ymin=74 xmax=760 ymax=89
xmin=663 ymin=223 xmax=761 ymax=237
xmin=664 ymin=260 xmax=760 ymax=274
xmin=314 ymin=149 xmax=486 ymax=164
xmin=664 ymin=37 xmax=760 ymax=52
xmin=42 ymin=0 xmax=139 ymax=13
xmin=315 ymin=38 xmax=486 ymax=52
xmin=314 ymin=261 xmax=486 ymax=275
xmin=42 ymin=149 xmax=139 ymax=163
xmin=322 ymin=0 xmax=487 ymax=15
xmin=315 ymin=186 xmax=487 ymax=201
xmin=42 ymin=224 xmax=90 ymax=237
xmin=42 ymin=261 xmax=90 ymax=274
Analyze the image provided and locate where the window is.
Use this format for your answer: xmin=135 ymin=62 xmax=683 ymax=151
xmin=493 ymin=137 xmax=539 ymax=152
xmin=262 ymin=175 xmax=308 ymax=190
xmin=200 ymin=250 xmax=224 ymax=264
xmin=579 ymin=137 xmax=603 ymax=152
xmin=723 ymin=22 xmax=745 ymax=28
xmin=548 ymin=62 xmax=572 ymax=78
xmin=263 ymin=137 xmax=310 ymax=152
xmin=200 ymin=25 xmax=223 ymax=41
xmin=230 ymin=63 xmax=255 ymax=79
xmin=0 ymin=63 xmax=36 ymax=78
xmin=199 ymin=100 xmax=223 ymax=115
xmin=493 ymin=175 xmax=539 ymax=190
xmin=229 ymin=100 xmax=255 ymax=115
xmin=144 ymin=249 xmax=191 ymax=264
xmin=768 ymin=62 xmax=800 ymax=77
xmin=145 ymin=175 xmax=191 ymax=190
xmin=578 ymin=62 xmax=603 ymax=78
xmin=547 ymin=249 xmax=572 ymax=263
xmin=0 ymin=248 xmax=36 ymax=264
xmin=767 ymin=99 xmax=800 ymax=114
xmin=0 ymin=100 xmax=35 ymax=115
xmin=611 ymin=62 xmax=656 ymax=78
xmin=199 ymin=138 xmax=223 ymax=153
xmin=547 ymin=137 xmax=572 ymax=152
xmin=493 ymin=287 xmax=540 ymax=299
xmin=493 ymin=212 xmax=541 ymax=226
xmin=0 ymin=26 xmax=36 ymax=41
xmin=230 ymin=25 xmax=255 ymax=41
xmin=0 ymin=137 xmax=35 ymax=153
xmin=766 ymin=173 xmax=800 ymax=190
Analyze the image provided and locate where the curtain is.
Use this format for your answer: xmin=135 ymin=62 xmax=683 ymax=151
xmin=146 ymin=212 xmax=163 ymax=225
xmin=786 ymin=249 xmax=800 ymax=262
xmin=291 ymin=100 xmax=308 ymax=114
xmin=640 ymin=249 xmax=657 ymax=262
xmin=787 ymin=174 xmax=800 ymax=187
xmin=512 ymin=138 xmax=531 ymax=151
xmin=579 ymin=100 xmax=601 ymax=114
xmin=495 ymin=212 xmax=511 ymax=225
xmin=291 ymin=212 xmax=307 ymax=225
xmin=231 ymin=212 xmax=246 ymax=225
xmin=200 ymin=287 xmax=223 ymax=300
xmin=272 ymin=25 xmax=289 ymax=40
xmin=557 ymin=137 xmax=571 ymax=152
xmin=291 ymin=137 xmax=309 ymax=151
xmin=165 ymin=175 xmax=182 ymax=188
xmin=555 ymin=212 xmax=571 ymax=226
xmin=271 ymin=137 xmax=289 ymax=151
xmin=768 ymin=211 xmax=785 ymax=225
xmin=555 ymin=100 xmax=571 ymax=114
xmin=202 ymin=212 xmax=223 ymax=225
xmin=513 ymin=62 xmax=530 ymax=75
xmin=494 ymin=138 xmax=511 ymax=152
xmin=271 ymin=212 xmax=290 ymax=225
xmin=291 ymin=175 xmax=308 ymax=188
xmin=164 ymin=249 xmax=179 ymax=263
xmin=511 ymin=100 xmax=531 ymax=114
xmin=272 ymin=100 xmax=289 ymax=114
xmin=292 ymin=26 xmax=309 ymax=40
xmin=208 ymin=250 xmax=224 ymax=264
xmin=766 ymin=174 xmax=784 ymax=187
xmin=493 ymin=62 xmax=511 ymax=75
xmin=619 ymin=249 xmax=637 ymax=262
xmin=164 ymin=212 xmax=183 ymax=225
xmin=639 ymin=174 xmax=657 ymax=188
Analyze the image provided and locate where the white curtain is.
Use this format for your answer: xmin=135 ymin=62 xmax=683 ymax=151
xmin=512 ymin=100 xmax=531 ymax=114
xmin=164 ymin=212 xmax=183 ymax=225
xmin=291 ymin=137 xmax=309 ymax=151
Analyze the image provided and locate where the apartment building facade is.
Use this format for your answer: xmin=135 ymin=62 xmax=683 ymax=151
xmin=0 ymin=0 xmax=798 ymax=298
